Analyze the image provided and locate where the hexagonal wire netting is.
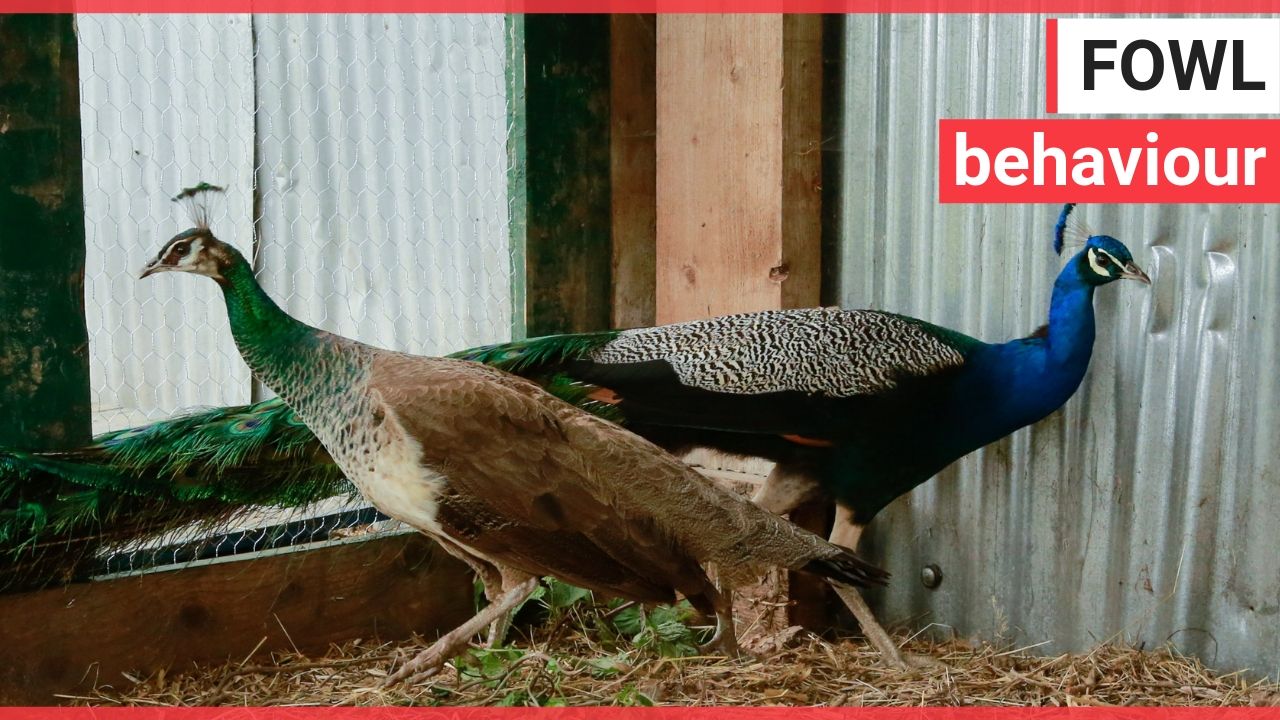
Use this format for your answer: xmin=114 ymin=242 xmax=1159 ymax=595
xmin=74 ymin=14 xmax=514 ymax=574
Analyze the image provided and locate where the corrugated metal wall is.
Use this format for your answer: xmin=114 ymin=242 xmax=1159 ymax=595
xmin=78 ymin=15 xmax=511 ymax=432
xmin=837 ymin=15 xmax=1280 ymax=678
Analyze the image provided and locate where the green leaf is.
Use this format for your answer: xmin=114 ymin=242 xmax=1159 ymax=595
xmin=543 ymin=578 xmax=592 ymax=609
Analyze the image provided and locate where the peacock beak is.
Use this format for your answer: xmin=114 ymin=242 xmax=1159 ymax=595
xmin=1120 ymin=262 xmax=1151 ymax=285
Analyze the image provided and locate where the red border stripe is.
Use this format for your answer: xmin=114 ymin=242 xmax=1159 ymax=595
xmin=7 ymin=0 xmax=1280 ymax=12
xmin=1045 ymin=18 xmax=1058 ymax=114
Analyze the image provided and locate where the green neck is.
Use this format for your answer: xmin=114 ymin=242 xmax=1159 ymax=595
xmin=217 ymin=255 xmax=315 ymax=375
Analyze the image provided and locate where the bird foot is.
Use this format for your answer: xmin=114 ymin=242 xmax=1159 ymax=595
xmin=384 ymin=638 xmax=461 ymax=687
xmin=697 ymin=610 xmax=745 ymax=659
xmin=697 ymin=636 xmax=745 ymax=658
xmin=385 ymin=577 xmax=540 ymax=688
xmin=901 ymin=651 xmax=947 ymax=670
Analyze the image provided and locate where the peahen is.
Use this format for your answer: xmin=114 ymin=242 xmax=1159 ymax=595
xmin=136 ymin=202 xmax=896 ymax=681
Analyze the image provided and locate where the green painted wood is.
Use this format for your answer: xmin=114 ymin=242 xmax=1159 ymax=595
xmin=522 ymin=15 xmax=613 ymax=336
xmin=0 ymin=15 xmax=91 ymax=451
xmin=505 ymin=13 xmax=530 ymax=341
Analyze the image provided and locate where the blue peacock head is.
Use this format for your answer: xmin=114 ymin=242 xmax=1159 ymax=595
xmin=1054 ymin=203 xmax=1151 ymax=287
xmin=1077 ymin=234 xmax=1150 ymax=286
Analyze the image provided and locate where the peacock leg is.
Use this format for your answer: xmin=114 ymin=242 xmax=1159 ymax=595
xmin=826 ymin=505 xmax=864 ymax=550
xmin=823 ymin=505 xmax=916 ymax=670
xmin=387 ymin=576 xmax=539 ymax=686
xmin=829 ymin=584 xmax=907 ymax=670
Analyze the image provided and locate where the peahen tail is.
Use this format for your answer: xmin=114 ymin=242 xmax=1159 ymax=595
xmin=0 ymin=398 xmax=351 ymax=592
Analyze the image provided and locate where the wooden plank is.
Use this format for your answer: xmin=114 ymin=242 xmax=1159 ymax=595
xmin=778 ymin=14 xmax=831 ymax=632
xmin=655 ymin=14 xmax=786 ymax=324
xmin=0 ymin=533 xmax=474 ymax=704
xmin=655 ymin=14 xmax=826 ymax=627
xmin=523 ymin=15 xmax=613 ymax=336
xmin=0 ymin=15 xmax=91 ymax=450
xmin=609 ymin=14 xmax=657 ymax=330
xmin=780 ymin=14 xmax=824 ymax=311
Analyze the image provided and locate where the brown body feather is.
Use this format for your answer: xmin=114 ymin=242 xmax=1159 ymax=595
xmin=371 ymin=354 xmax=885 ymax=609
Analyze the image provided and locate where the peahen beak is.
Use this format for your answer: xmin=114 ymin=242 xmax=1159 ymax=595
xmin=139 ymin=258 xmax=166 ymax=279
xmin=1120 ymin=262 xmax=1151 ymax=285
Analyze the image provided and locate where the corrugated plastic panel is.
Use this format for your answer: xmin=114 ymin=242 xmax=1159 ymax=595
xmin=78 ymin=15 xmax=257 ymax=430
xmin=836 ymin=15 xmax=1280 ymax=678
xmin=77 ymin=15 xmax=511 ymax=431
xmin=252 ymin=14 xmax=511 ymax=360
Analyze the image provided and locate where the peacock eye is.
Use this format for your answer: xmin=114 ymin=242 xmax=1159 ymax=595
xmin=173 ymin=242 xmax=189 ymax=256
xmin=1096 ymin=253 xmax=1111 ymax=266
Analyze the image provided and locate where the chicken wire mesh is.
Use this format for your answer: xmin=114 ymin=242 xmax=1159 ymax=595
xmin=72 ymin=14 xmax=515 ymax=576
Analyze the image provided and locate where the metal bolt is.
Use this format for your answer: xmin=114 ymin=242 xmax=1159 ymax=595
xmin=921 ymin=563 xmax=943 ymax=590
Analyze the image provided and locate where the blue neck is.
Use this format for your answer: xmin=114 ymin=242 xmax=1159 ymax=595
xmin=1044 ymin=260 xmax=1097 ymax=371
xmin=956 ymin=253 xmax=1098 ymax=441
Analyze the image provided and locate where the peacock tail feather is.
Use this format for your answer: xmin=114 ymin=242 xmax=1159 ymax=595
xmin=449 ymin=331 xmax=619 ymax=374
xmin=0 ymin=398 xmax=353 ymax=592
xmin=447 ymin=333 xmax=627 ymax=422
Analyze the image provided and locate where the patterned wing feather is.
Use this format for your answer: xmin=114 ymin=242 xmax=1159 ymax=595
xmin=591 ymin=308 xmax=977 ymax=398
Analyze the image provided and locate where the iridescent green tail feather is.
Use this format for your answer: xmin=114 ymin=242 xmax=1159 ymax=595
xmin=0 ymin=398 xmax=351 ymax=592
xmin=0 ymin=333 xmax=627 ymax=593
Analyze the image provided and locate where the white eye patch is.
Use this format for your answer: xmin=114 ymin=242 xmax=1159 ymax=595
xmin=1087 ymin=248 xmax=1125 ymax=277
xmin=177 ymin=237 xmax=204 ymax=265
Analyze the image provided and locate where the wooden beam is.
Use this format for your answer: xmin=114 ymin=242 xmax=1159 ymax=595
xmin=0 ymin=533 xmax=474 ymax=704
xmin=657 ymin=14 xmax=780 ymax=324
xmin=655 ymin=13 xmax=826 ymax=627
xmin=523 ymin=15 xmax=613 ymax=336
xmin=609 ymin=14 xmax=657 ymax=330
xmin=780 ymin=15 xmax=824 ymax=311
xmin=0 ymin=15 xmax=91 ymax=450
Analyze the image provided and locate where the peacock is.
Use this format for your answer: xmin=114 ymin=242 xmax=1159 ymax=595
xmin=456 ymin=204 xmax=1152 ymax=554
xmin=137 ymin=199 xmax=896 ymax=681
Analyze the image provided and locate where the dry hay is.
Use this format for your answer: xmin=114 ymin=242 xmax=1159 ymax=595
xmin=67 ymin=583 xmax=1280 ymax=708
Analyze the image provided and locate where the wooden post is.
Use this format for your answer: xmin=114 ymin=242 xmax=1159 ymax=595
xmin=0 ymin=15 xmax=91 ymax=450
xmin=609 ymin=14 xmax=657 ymax=330
xmin=522 ymin=15 xmax=614 ymax=336
xmin=655 ymin=14 xmax=828 ymax=627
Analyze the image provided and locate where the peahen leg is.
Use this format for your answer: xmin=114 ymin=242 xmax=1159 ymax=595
xmin=696 ymin=577 xmax=740 ymax=657
xmin=432 ymin=537 xmax=512 ymax=648
xmin=386 ymin=576 xmax=539 ymax=687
